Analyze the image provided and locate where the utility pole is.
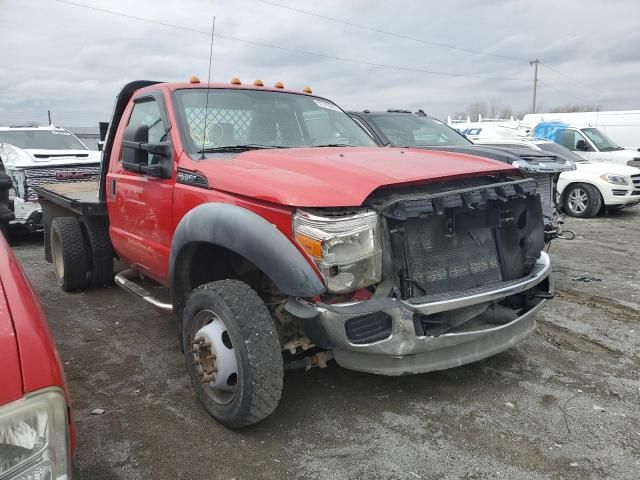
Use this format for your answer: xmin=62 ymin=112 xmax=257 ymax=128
xmin=530 ymin=59 xmax=539 ymax=113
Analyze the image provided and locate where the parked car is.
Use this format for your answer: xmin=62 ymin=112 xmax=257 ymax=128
xmin=472 ymin=136 xmax=640 ymax=217
xmin=348 ymin=109 xmax=574 ymax=241
xmin=531 ymin=121 xmax=640 ymax=168
xmin=0 ymin=230 xmax=76 ymax=479
xmin=0 ymin=125 xmax=101 ymax=231
xmin=35 ymin=78 xmax=553 ymax=429
xmin=523 ymin=110 xmax=640 ymax=152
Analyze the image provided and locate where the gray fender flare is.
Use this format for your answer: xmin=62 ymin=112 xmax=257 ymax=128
xmin=169 ymin=203 xmax=325 ymax=305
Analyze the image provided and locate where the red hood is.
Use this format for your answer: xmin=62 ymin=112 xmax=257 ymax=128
xmin=0 ymin=234 xmax=68 ymax=403
xmin=196 ymin=147 xmax=517 ymax=207
xmin=0 ymin=282 xmax=22 ymax=405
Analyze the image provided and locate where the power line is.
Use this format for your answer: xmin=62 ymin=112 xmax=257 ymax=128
xmin=54 ymin=0 xmax=530 ymax=82
xmin=537 ymin=80 xmax=592 ymax=104
xmin=540 ymin=61 xmax=604 ymax=95
xmin=253 ymin=0 xmax=528 ymax=63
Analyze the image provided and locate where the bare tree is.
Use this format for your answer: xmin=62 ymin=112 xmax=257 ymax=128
xmin=549 ymin=103 xmax=602 ymax=113
xmin=465 ymin=102 xmax=487 ymax=122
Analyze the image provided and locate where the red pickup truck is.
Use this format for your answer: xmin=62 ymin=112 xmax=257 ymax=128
xmin=0 ymin=232 xmax=76 ymax=478
xmin=35 ymin=78 xmax=553 ymax=428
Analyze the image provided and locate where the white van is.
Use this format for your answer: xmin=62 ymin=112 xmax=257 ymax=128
xmin=523 ymin=111 xmax=640 ymax=151
xmin=530 ymin=122 xmax=640 ymax=168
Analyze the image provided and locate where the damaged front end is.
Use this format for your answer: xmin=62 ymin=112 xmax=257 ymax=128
xmin=509 ymin=151 xmax=576 ymax=243
xmin=287 ymin=175 xmax=553 ymax=375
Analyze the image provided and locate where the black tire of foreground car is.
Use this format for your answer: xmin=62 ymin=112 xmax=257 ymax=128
xmin=563 ymin=183 xmax=603 ymax=218
xmin=79 ymin=216 xmax=114 ymax=287
xmin=50 ymin=217 xmax=89 ymax=291
xmin=182 ymin=280 xmax=284 ymax=429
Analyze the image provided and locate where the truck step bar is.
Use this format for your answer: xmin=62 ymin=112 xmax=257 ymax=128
xmin=114 ymin=269 xmax=173 ymax=313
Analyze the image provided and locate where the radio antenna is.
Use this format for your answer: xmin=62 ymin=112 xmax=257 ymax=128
xmin=200 ymin=16 xmax=216 ymax=160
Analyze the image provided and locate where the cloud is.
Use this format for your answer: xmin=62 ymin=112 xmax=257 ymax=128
xmin=0 ymin=0 xmax=638 ymax=126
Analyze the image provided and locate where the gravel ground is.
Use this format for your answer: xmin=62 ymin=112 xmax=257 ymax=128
xmin=11 ymin=208 xmax=640 ymax=480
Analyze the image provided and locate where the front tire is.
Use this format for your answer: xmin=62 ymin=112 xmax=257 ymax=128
xmin=182 ymin=280 xmax=284 ymax=429
xmin=563 ymin=183 xmax=602 ymax=218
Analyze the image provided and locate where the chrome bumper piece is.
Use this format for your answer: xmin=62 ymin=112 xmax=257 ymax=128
xmin=302 ymin=252 xmax=553 ymax=375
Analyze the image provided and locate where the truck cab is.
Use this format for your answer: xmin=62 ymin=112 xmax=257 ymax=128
xmin=36 ymin=79 xmax=553 ymax=429
xmin=532 ymin=121 xmax=640 ymax=168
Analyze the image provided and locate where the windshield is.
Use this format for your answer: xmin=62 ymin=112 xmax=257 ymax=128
xmin=367 ymin=114 xmax=472 ymax=147
xmin=534 ymin=141 xmax=587 ymax=163
xmin=0 ymin=130 xmax=87 ymax=150
xmin=173 ymin=89 xmax=376 ymax=154
xmin=581 ymin=128 xmax=621 ymax=151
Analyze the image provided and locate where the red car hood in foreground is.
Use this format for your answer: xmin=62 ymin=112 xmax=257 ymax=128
xmin=0 ymin=281 xmax=23 ymax=404
xmin=196 ymin=147 xmax=517 ymax=207
xmin=0 ymin=233 xmax=68 ymax=405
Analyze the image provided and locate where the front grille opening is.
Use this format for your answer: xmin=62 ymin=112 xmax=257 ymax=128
xmin=383 ymin=181 xmax=545 ymax=300
xmin=345 ymin=312 xmax=392 ymax=344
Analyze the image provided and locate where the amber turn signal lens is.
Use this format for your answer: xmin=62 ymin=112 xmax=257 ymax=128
xmin=295 ymin=233 xmax=322 ymax=259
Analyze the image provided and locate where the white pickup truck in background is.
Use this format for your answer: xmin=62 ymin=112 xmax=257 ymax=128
xmin=530 ymin=121 xmax=640 ymax=168
xmin=0 ymin=125 xmax=101 ymax=231
xmin=523 ymin=110 xmax=640 ymax=152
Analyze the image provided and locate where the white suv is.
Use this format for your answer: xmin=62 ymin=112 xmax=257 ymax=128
xmin=473 ymin=137 xmax=640 ymax=218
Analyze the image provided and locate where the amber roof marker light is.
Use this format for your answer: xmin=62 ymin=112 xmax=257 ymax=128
xmin=253 ymin=79 xmax=264 ymax=86
xmin=190 ymin=76 xmax=201 ymax=84
xmin=230 ymin=77 xmax=242 ymax=85
xmin=303 ymin=86 xmax=312 ymax=94
xmin=274 ymin=81 xmax=284 ymax=89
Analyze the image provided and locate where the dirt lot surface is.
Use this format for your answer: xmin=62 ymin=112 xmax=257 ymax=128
xmin=12 ymin=208 xmax=640 ymax=480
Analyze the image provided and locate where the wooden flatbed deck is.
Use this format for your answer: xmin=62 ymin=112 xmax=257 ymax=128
xmin=34 ymin=181 xmax=106 ymax=216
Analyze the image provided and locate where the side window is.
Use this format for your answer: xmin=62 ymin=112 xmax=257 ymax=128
xmin=127 ymin=98 xmax=166 ymax=163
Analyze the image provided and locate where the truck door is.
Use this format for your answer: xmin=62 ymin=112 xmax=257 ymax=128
xmin=106 ymin=91 xmax=175 ymax=284
xmin=557 ymin=128 xmax=594 ymax=161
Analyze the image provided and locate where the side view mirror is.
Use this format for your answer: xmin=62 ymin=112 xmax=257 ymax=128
xmin=122 ymin=125 xmax=171 ymax=178
xmin=575 ymin=139 xmax=589 ymax=151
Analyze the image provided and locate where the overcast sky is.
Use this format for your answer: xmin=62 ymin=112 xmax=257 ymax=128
xmin=1 ymin=0 xmax=639 ymax=127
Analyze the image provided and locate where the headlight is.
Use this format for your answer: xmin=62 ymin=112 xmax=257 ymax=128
xmin=293 ymin=209 xmax=382 ymax=293
xmin=600 ymin=173 xmax=629 ymax=185
xmin=0 ymin=388 xmax=70 ymax=480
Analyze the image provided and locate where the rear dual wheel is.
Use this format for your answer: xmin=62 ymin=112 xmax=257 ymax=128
xmin=50 ymin=216 xmax=113 ymax=291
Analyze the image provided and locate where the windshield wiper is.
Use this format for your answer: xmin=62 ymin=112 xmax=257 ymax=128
xmin=198 ymin=144 xmax=287 ymax=153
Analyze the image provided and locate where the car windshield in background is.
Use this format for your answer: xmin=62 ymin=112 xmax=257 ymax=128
xmin=368 ymin=115 xmax=472 ymax=147
xmin=534 ymin=140 xmax=587 ymax=163
xmin=0 ymin=130 xmax=87 ymax=150
xmin=581 ymin=128 xmax=622 ymax=151
xmin=173 ymin=89 xmax=376 ymax=155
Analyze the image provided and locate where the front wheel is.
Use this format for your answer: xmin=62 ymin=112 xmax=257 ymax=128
xmin=563 ymin=183 xmax=602 ymax=218
xmin=182 ymin=280 xmax=284 ymax=429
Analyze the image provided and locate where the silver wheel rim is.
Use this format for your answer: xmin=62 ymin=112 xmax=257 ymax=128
xmin=191 ymin=310 xmax=238 ymax=405
xmin=51 ymin=230 xmax=64 ymax=280
xmin=568 ymin=188 xmax=589 ymax=214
